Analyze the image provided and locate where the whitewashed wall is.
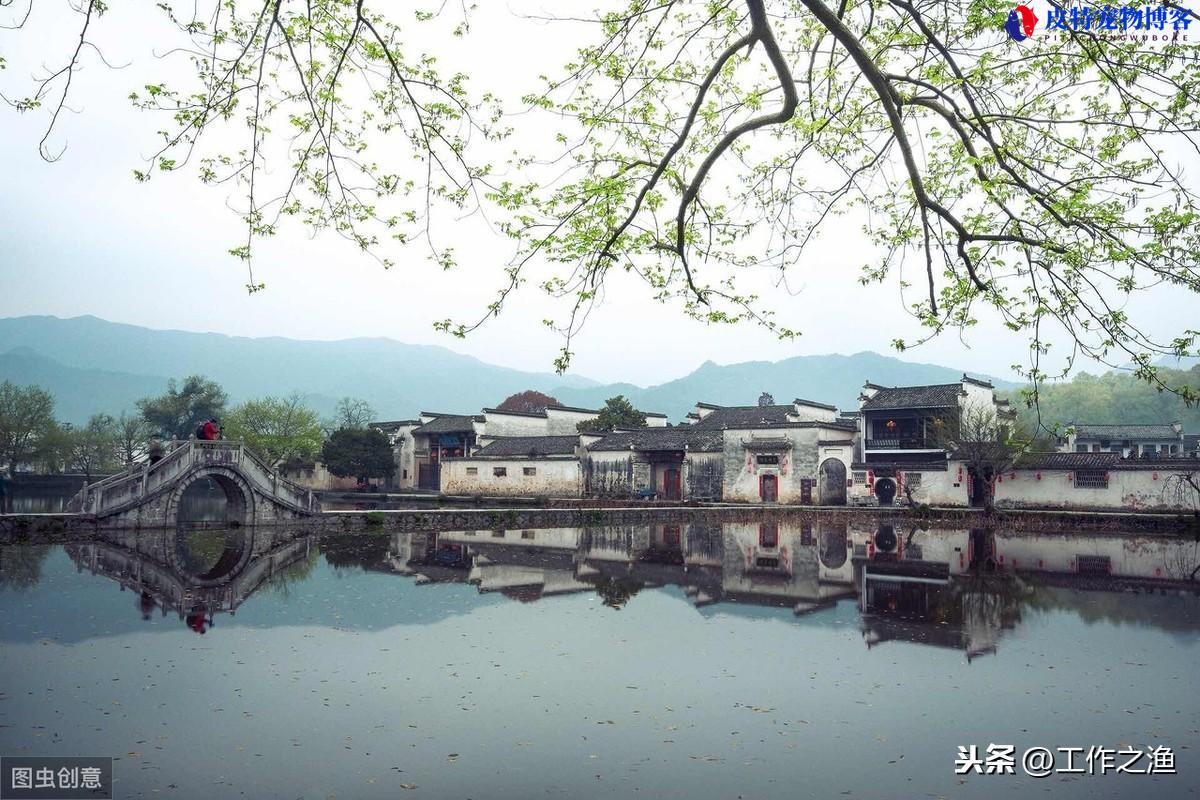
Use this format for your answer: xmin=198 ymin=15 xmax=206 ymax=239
xmin=994 ymin=466 xmax=1196 ymax=511
xmin=440 ymin=457 xmax=582 ymax=497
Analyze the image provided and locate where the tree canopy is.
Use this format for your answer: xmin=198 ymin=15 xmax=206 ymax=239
xmin=225 ymin=393 xmax=324 ymax=466
xmin=496 ymin=390 xmax=561 ymax=414
xmin=0 ymin=381 xmax=58 ymax=475
xmin=1009 ymin=363 xmax=1200 ymax=433
xmin=321 ymin=426 xmax=395 ymax=482
xmin=328 ymin=397 xmax=377 ymax=433
xmin=577 ymin=395 xmax=648 ymax=432
xmin=4 ymin=0 xmax=1199 ymax=397
xmin=137 ymin=376 xmax=228 ymax=439
xmin=60 ymin=413 xmax=121 ymax=480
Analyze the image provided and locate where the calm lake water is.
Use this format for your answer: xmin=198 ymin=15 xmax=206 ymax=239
xmin=1 ymin=522 xmax=1198 ymax=799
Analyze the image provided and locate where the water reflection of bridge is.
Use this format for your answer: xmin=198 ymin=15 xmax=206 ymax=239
xmin=65 ymin=527 xmax=313 ymax=632
xmin=382 ymin=523 xmax=1200 ymax=658
xmin=59 ymin=522 xmax=1200 ymax=651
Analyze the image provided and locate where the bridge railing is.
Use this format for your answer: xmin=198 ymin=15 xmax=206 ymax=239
xmin=70 ymin=439 xmax=319 ymax=516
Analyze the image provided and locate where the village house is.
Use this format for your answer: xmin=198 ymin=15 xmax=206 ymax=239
xmin=409 ymin=412 xmax=486 ymax=490
xmin=439 ymin=433 xmax=602 ymax=497
xmin=370 ymin=419 xmax=421 ymax=490
xmin=585 ymin=426 xmax=725 ymax=500
xmin=682 ymin=399 xmax=856 ymax=504
xmin=431 ymin=403 xmax=665 ymax=496
xmin=1056 ymin=422 xmax=1184 ymax=457
xmin=848 ymin=375 xmax=1014 ymax=507
xmin=993 ymin=451 xmax=1200 ymax=512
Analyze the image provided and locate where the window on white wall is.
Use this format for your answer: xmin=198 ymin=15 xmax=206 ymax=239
xmin=1075 ymin=470 xmax=1108 ymax=489
xmin=523 ymin=467 xmax=536 ymax=476
xmin=493 ymin=467 xmax=507 ymax=477
xmin=852 ymin=471 xmax=867 ymax=484
xmin=466 ymin=467 xmax=478 ymax=476
xmin=903 ymin=472 xmax=922 ymax=488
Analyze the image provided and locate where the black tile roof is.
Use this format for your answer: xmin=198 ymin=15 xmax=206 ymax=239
xmin=861 ymin=383 xmax=964 ymax=411
xmin=482 ymin=407 xmax=548 ymax=418
xmin=1015 ymin=452 xmax=1120 ymax=470
xmin=472 ymin=435 xmax=580 ymax=458
xmin=792 ymin=397 xmax=838 ymax=411
xmin=1184 ymin=434 xmax=1199 ymax=452
xmin=588 ymin=427 xmax=723 ymax=453
xmin=1072 ymin=424 xmax=1181 ymax=440
xmin=691 ymin=405 xmax=795 ymax=429
xmin=544 ymin=404 xmax=601 ymax=414
xmin=371 ymin=420 xmax=420 ymax=430
xmin=1111 ymin=456 xmax=1200 ymax=470
xmin=413 ymin=415 xmax=481 ymax=435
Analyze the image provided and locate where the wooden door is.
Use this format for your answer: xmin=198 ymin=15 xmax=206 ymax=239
xmin=760 ymin=474 xmax=778 ymax=503
xmin=664 ymin=468 xmax=681 ymax=501
xmin=800 ymin=478 xmax=814 ymax=505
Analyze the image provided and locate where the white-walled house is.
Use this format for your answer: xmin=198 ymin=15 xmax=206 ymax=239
xmin=1057 ymin=422 xmax=1184 ymax=457
xmin=849 ymin=375 xmax=1013 ymax=507
xmin=585 ymin=427 xmax=725 ymax=500
xmin=371 ymin=419 xmax=421 ymax=490
xmin=440 ymin=435 xmax=599 ymax=497
xmin=994 ymin=452 xmax=1200 ymax=512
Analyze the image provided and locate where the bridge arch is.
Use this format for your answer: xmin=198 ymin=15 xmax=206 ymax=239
xmin=168 ymin=527 xmax=255 ymax=586
xmin=166 ymin=466 xmax=255 ymax=527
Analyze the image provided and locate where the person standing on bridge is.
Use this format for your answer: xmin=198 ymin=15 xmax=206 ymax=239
xmin=200 ymin=418 xmax=221 ymax=441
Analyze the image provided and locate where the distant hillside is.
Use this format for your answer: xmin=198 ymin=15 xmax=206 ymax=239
xmin=0 ymin=315 xmax=598 ymax=423
xmin=0 ymin=348 xmax=167 ymax=423
xmin=1007 ymin=366 xmax=1200 ymax=434
xmin=0 ymin=315 xmax=1015 ymax=423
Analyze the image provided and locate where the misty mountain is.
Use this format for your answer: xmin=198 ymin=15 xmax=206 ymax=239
xmin=0 ymin=315 xmax=597 ymax=423
xmin=0 ymin=315 xmax=1014 ymax=424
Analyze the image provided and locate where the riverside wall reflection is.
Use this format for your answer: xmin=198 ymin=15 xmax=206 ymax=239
xmin=45 ymin=522 xmax=1200 ymax=653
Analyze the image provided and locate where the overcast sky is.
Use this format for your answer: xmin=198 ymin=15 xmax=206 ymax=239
xmin=1 ymin=1 xmax=1193 ymax=387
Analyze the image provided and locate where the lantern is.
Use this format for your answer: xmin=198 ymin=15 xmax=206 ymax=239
xmin=885 ymin=419 xmax=897 ymax=431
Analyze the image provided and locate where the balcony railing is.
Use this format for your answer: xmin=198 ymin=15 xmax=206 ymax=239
xmin=865 ymin=437 xmax=941 ymax=451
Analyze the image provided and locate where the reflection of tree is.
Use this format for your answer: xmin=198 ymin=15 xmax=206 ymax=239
xmin=595 ymin=576 xmax=643 ymax=610
xmin=319 ymin=534 xmax=390 ymax=573
xmin=0 ymin=545 xmax=52 ymax=590
xmin=177 ymin=529 xmax=230 ymax=574
xmin=265 ymin=549 xmax=321 ymax=597
xmin=1020 ymin=583 xmax=1200 ymax=636
xmin=1163 ymin=541 xmax=1200 ymax=583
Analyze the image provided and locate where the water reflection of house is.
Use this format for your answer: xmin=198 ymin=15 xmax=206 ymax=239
xmin=716 ymin=522 xmax=856 ymax=613
xmin=442 ymin=527 xmax=593 ymax=601
xmin=371 ymin=524 xmax=1197 ymax=649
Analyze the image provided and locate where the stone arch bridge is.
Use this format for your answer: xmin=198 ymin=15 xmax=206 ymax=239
xmin=68 ymin=440 xmax=320 ymax=527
